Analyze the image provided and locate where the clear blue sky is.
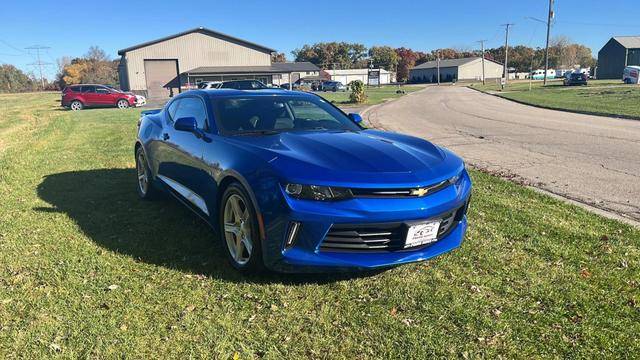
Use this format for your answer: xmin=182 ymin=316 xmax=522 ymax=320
xmin=1 ymin=0 xmax=638 ymax=79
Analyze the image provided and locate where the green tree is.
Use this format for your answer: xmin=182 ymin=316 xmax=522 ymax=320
xmin=368 ymin=46 xmax=399 ymax=71
xmin=292 ymin=42 xmax=367 ymax=69
xmin=0 ymin=64 xmax=36 ymax=93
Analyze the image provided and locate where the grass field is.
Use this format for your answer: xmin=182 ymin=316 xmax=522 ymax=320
xmin=317 ymin=85 xmax=423 ymax=105
xmin=469 ymin=79 xmax=640 ymax=118
xmin=0 ymin=93 xmax=639 ymax=358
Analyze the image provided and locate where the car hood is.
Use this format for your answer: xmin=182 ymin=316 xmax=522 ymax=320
xmin=226 ymin=129 xmax=464 ymax=187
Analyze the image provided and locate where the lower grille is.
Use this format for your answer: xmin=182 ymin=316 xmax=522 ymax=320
xmin=319 ymin=204 xmax=467 ymax=253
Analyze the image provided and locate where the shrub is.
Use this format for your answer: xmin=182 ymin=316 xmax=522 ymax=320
xmin=349 ymin=80 xmax=367 ymax=104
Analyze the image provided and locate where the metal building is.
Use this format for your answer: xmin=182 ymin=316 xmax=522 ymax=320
xmin=117 ymin=27 xmax=319 ymax=98
xmin=597 ymin=36 xmax=640 ymax=79
xmin=409 ymin=57 xmax=503 ymax=83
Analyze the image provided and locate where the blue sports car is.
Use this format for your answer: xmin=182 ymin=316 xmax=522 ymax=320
xmin=135 ymin=89 xmax=471 ymax=273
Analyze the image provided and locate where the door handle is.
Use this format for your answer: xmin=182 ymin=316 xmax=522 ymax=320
xmin=163 ymin=133 xmax=170 ymax=140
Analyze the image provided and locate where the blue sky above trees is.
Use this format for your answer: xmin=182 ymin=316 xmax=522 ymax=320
xmin=1 ymin=0 xmax=638 ymax=79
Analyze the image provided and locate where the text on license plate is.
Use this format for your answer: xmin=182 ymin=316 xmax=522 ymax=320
xmin=405 ymin=221 xmax=440 ymax=248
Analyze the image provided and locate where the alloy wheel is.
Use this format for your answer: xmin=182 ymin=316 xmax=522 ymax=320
xmin=70 ymin=101 xmax=81 ymax=111
xmin=117 ymin=100 xmax=129 ymax=109
xmin=223 ymin=194 xmax=253 ymax=265
xmin=136 ymin=151 xmax=148 ymax=195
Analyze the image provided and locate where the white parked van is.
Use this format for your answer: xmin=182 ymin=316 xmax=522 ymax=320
xmin=623 ymin=66 xmax=640 ymax=84
xmin=531 ymin=69 xmax=556 ymax=80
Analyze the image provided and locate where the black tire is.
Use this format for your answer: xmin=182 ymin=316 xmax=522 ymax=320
xmin=135 ymin=147 xmax=160 ymax=200
xmin=219 ymin=183 xmax=264 ymax=273
xmin=117 ymin=99 xmax=130 ymax=109
xmin=70 ymin=100 xmax=83 ymax=111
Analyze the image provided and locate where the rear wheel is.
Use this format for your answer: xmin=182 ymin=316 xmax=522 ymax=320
xmin=117 ymin=99 xmax=130 ymax=109
xmin=70 ymin=100 xmax=83 ymax=111
xmin=219 ymin=183 xmax=263 ymax=272
xmin=135 ymin=147 xmax=159 ymax=200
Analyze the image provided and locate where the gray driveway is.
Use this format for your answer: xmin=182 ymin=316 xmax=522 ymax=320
xmin=365 ymin=85 xmax=640 ymax=222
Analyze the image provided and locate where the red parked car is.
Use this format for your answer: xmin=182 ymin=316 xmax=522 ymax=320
xmin=61 ymin=84 xmax=139 ymax=111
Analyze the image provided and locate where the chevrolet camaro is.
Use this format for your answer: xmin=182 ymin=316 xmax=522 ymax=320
xmin=134 ymin=89 xmax=472 ymax=273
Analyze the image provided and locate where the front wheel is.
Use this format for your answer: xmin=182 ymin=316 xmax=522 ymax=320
xmin=117 ymin=99 xmax=130 ymax=109
xmin=219 ymin=183 xmax=263 ymax=272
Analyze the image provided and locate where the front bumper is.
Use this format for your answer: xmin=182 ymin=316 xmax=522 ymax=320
xmin=260 ymin=171 xmax=472 ymax=272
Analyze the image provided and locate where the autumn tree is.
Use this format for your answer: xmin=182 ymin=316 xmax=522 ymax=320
xmin=271 ymin=52 xmax=287 ymax=63
xmin=395 ymin=47 xmax=418 ymax=82
xmin=57 ymin=46 xmax=118 ymax=88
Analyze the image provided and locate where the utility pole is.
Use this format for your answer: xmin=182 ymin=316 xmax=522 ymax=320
xmin=477 ymin=40 xmax=487 ymax=85
xmin=436 ymin=49 xmax=441 ymax=85
xmin=543 ymin=0 xmax=555 ymax=85
xmin=501 ymin=24 xmax=514 ymax=88
xmin=25 ymin=45 xmax=51 ymax=89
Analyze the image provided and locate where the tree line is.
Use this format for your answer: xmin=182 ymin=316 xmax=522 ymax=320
xmin=0 ymin=36 xmax=597 ymax=93
xmin=292 ymin=36 xmax=596 ymax=82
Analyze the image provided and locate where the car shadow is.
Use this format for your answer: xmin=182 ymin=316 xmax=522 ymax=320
xmin=35 ymin=169 xmax=385 ymax=284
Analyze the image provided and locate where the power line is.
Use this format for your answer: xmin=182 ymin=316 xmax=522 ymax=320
xmin=25 ymin=45 xmax=52 ymax=89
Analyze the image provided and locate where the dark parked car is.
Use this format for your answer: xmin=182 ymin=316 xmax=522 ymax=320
xmin=61 ymin=84 xmax=139 ymax=111
xmin=219 ymin=80 xmax=268 ymax=90
xmin=134 ymin=89 xmax=472 ymax=273
xmin=563 ymin=72 xmax=588 ymax=86
xmin=320 ymin=81 xmax=347 ymax=92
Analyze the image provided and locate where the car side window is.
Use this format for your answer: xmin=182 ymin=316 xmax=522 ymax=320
xmin=173 ymin=97 xmax=207 ymax=129
xmin=96 ymin=87 xmax=109 ymax=94
xmin=167 ymin=100 xmax=180 ymax=122
xmin=82 ymin=85 xmax=96 ymax=93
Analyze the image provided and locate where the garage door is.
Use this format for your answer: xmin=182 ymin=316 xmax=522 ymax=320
xmin=144 ymin=60 xmax=179 ymax=99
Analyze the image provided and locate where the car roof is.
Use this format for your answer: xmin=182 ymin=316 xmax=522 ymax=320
xmin=181 ymin=89 xmax=315 ymax=99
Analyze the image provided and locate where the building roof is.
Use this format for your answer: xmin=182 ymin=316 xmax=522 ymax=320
xmin=325 ymin=68 xmax=390 ymax=75
xmin=612 ymin=36 xmax=640 ymax=49
xmin=411 ymin=57 xmax=485 ymax=70
xmin=186 ymin=62 xmax=320 ymax=75
xmin=117 ymin=27 xmax=276 ymax=55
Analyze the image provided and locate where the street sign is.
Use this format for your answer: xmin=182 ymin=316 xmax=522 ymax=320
xmin=368 ymin=70 xmax=380 ymax=86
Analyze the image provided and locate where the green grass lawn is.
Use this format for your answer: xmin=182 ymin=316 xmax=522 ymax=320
xmin=0 ymin=93 xmax=639 ymax=358
xmin=469 ymin=79 xmax=640 ymax=118
xmin=317 ymin=85 xmax=423 ymax=105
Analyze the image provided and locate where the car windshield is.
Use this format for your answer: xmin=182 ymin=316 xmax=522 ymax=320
xmin=213 ymin=95 xmax=362 ymax=135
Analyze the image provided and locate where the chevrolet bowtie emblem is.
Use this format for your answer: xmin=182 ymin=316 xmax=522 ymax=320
xmin=410 ymin=187 xmax=429 ymax=197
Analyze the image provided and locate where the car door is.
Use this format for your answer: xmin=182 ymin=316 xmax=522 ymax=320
xmin=156 ymin=96 xmax=211 ymax=216
xmin=94 ymin=86 xmax=117 ymax=106
xmin=81 ymin=85 xmax=99 ymax=106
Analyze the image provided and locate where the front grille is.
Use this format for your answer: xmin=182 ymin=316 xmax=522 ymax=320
xmin=319 ymin=204 xmax=466 ymax=253
xmin=350 ymin=179 xmax=451 ymax=198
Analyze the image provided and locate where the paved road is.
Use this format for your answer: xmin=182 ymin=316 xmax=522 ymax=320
xmin=366 ymin=85 xmax=640 ymax=222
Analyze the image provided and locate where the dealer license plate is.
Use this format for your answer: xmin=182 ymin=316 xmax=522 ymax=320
xmin=404 ymin=221 xmax=440 ymax=248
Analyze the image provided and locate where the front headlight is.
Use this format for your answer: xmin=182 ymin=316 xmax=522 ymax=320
xmin=285 ymin=183 xmax=353 ymax=201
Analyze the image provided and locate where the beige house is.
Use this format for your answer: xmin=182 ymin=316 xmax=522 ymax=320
xmin=118 ymin=27 xmax=319 ymax=98
xmin=409 ymin=57 xmax=503 ymax=83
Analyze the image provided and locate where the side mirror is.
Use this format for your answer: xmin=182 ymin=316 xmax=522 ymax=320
xmin=348 ymin=113 xmax=363 ymax=124
xmin=174 ymin=117 xmax=197 ymax=132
